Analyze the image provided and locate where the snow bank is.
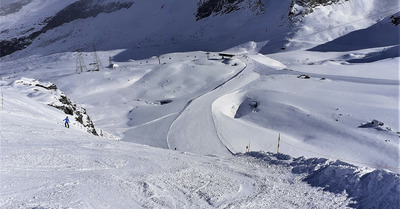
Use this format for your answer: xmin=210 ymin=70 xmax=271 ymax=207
xmin=245 ymin=151 xmax=400 ymax=209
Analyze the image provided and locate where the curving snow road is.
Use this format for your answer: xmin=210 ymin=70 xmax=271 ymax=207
xmin=167 ymin=55 xmax=283 ymax=156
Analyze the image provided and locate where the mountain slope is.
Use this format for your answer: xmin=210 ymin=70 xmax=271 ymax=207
xmin=2 ymin=0 xmax=397 ymax=60
xmin=309 ymin=12 xmax=400 ymax=52
xmin=1 ymin=86 xmax=398 ymax=208
xmin=0 ymin=0 xmax=399 ymax=207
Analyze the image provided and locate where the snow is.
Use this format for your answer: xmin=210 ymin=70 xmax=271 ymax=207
xmin=1 ymin=93 xmax=398 ymax=207
xmin=1 ymin=89 xmax=358 ymax=208
xmin=1 ymin=46 xmax=399 ymax=207
xmin=1 ymin=0 xmax=399 ymax=208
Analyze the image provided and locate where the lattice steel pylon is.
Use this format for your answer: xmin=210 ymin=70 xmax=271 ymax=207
xmin=76 ymin=52 xmax=88 ymax=74
xmin=91 ymin=44 xmax=103 ymax=71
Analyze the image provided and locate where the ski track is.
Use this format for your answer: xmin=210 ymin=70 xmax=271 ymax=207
xmin=167 ymin=55 xmax=284 ymax=155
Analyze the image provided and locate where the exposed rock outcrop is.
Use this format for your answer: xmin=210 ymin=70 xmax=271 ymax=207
xmin=13 ymin=78 xmax=99 ymax=136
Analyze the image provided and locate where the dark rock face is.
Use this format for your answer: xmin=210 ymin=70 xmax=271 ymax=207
xmin=48 ymin=94 xmax=99 ymax=136
xmin=289 ymin=0 xmax=350 ymax=21
xmin=391 ymin=15 xmax=400 ymax=26
xmin=195 ymin=0 xmax=265 ymax=20
xmin=14 ymin=78 xmax=99 ymax=136
xmin=35 ymin=83 xmax=58 ymax=90
xmin=41 ymin=0 xmax=134 ymax=33
xmin=294 ymin=0 xmax=347 ymax=8
xmin=196 ymin=0 xmax=245 ymax=20
xmin=0 ymin=0 xmax=134 ymax=57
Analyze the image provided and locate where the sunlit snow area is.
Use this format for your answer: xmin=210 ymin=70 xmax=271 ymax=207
xmin=1 ymin=0 xmax=399 ymax=208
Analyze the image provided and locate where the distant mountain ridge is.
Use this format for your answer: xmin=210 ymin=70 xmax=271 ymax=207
xmin=0 ymin=0 xmax=397 ymax=59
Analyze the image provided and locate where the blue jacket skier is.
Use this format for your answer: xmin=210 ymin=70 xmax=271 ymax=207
xmin=63 ymin=116 xmax=70 ymax=128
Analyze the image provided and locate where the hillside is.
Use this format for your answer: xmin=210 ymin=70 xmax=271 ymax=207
xmin=1 ymin=86 xmax=398 ymax=208
xmin=1 ymin=0 xmax=398 ymax=59
xmin=0 ymin=0 xmax=399 ymax=208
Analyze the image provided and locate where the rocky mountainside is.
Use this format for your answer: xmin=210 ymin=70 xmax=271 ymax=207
xmin=0 ymin=0 xmax=134 ymax=57
xmin=0 ymin=0 xmax=397 ymax=59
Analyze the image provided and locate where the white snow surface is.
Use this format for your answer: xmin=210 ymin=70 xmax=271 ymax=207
xmin=1 ymin=0 xmax=400 ymax=208
xmin=1 ymin=88 xmax=399 ymax=208
xmin=1 ymin=47 xmax=399 ymax=208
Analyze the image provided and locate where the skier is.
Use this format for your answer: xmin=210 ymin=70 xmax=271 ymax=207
xmin=63 ymin=116 xmax=70 ymax=128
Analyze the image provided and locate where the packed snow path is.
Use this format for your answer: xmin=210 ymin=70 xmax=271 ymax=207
xmin=167 ymin=56 xmax=258 ymax=155
xmin=167 ymin=54 xmax=290 ymax=155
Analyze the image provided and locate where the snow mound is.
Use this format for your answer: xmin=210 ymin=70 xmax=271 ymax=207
xmin=245 ymin=151 xmax=400 ymax=209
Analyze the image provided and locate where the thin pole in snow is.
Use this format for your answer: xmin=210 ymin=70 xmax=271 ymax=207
xmin=277 ymin=133 xmax=281 ymax=153
xmin=157 ymin=56 xmax=161 ymax=64
xmin=1 ymin=92 xmax=3 ymax=111
xmin=245 ymin=142 xmax=250 ymax=153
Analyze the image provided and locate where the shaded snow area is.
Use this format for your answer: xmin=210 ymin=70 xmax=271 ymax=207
xmin=246 ymin=152 xmax=400 ymax=209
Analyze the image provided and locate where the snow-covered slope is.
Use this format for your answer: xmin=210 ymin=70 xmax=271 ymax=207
xmin=1 ymin=86 xmax=398 ymax=208
xmin=0 ymin=0 xmax=399 ymax=207
xmin=1 ymin=45 xmax=398 ymax=170
xmin=1 ymin=0 xmax=398 ymax=59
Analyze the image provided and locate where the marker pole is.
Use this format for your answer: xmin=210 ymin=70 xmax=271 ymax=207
xmin=277 ymin=133 xmax=280 ymax=153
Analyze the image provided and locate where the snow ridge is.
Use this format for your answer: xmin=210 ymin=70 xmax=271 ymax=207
xmin=245 ymin=151 xmax=400 ymax=209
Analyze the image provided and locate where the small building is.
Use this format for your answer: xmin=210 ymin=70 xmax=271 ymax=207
xmin=219 ymin=53 xmax=235 ymax=59
xmin=108 ymin=63 xmax=119 ymax=69
xmin=107 ymin=56 xmax=118 ymax=69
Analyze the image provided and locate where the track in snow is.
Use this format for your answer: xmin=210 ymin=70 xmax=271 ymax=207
xmin=167 ymin=57 xmax=267 ymax=155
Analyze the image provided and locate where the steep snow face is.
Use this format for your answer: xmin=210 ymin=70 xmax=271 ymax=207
xmin=261 ymin=0 xmax=399 ymax=53
xmin=286 ymin=0 xmax=400 ymax=48
xmin=0 ymin=0 xmax=134 ymax=57
xmin=309 ymin=11 xmax=400 ymax=52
